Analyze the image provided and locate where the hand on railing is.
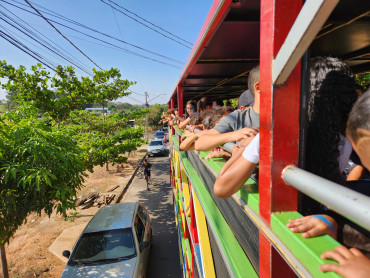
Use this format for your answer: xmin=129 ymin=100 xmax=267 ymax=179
xmin=228 ymin=127 xmax=259 ymax=142
xmin=286 ymin=214 xmax=337 ymax=239
xmin=319 ymin=245 xmax=370 ymax=278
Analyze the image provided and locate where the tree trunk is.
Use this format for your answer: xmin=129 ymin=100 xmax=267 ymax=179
xmin=1 ymin=242 xmax=9 ymax=278
xmin=105 ymin=161 xmax=109 ymax=171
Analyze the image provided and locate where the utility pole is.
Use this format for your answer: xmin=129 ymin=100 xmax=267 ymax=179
xmin=145 ymin=92 xmax=149 ymax=141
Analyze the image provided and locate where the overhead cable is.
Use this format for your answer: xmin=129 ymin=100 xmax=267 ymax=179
xmin=0 ymin=28 xmax=56 ymax=71
xmin=4 ymin=0 xmax=184 ymax=65
xmin=0 ymin=2 xmax=93 ymax=74
xmin=0 ymin=10 xmax=93 ymax=75
xmin=24 ymin=0 xmax=102 ymax=70
xmin=101 ymin=0 xmax=191 ymax=49
xmin=104 ymin=0 xmax=192 ymax=45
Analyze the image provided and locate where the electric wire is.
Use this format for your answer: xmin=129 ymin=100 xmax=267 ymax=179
xmin=0 ymin=28 xmax=56 ymax=71
xmin=62 ymin=31 xmax=182 ymax=70
xmin=101 ymin=0 xmax=191 ymax=49
xmin=24 ymin=0 xmax=102 ymax=70
xmin=0 ymin=3 xmax=93 ymax=74
xmin=0 ymin=10 xmax=93 ymax=75
xmin=1 ymin=23 xmax=65 ymax=67
xmin=3 ymin=0 xmax=184 ymax=65
xmin=108 ymin=0 xmax=146 ymax=95
xmin=105 ymin=0 xmax=192 ymax=45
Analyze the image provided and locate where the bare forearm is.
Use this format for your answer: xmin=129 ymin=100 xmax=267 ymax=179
xmin=180 ymin=134 xmax=199 ymax=151
xmin=195 ymin=132 xmax=229 ymax=151
xmin=214 ymin=157 xmax=256 ymax=198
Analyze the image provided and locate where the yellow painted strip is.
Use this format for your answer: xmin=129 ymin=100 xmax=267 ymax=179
xmin=181 ymin=168 xmax=191 ymax=217
xmin=193 ymin=188 xmax=216 ymax=278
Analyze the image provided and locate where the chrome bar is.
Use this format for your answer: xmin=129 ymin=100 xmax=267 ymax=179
xmin=282 ymin=165 xmax=370 ymax=231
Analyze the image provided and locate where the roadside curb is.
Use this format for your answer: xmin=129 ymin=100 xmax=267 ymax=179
xmin=115 ymin=153 xmax=148 ymax=203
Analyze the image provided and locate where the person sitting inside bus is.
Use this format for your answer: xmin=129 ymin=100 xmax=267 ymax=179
xmin=194 ymin=66 xmax=260 ymax=152
xmin=319 ymin=90 xmax=370 ymax=278
xmin=178 ymin=100 xmax=197 ymax=129
xmin=213 ymin=131 xmax=259 ymax=198
xmin=180 ymin=107 xmax=232 ymax=151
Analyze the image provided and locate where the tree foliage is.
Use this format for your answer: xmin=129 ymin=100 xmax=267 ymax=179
xmin=0 ymin=119 xmax=87 ymax=245
xmin=0 ymin=61 xmax=134 ymax=127
xmin=67 ymin=110 xmax=145 ymax=170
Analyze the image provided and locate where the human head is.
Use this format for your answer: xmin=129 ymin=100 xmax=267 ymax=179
xmin=248 ymin=66 xmax=260 ymax=96
xmin=197 ymin=97 xmax=213 ymax=112
xmin=185 ymin=100 xmax=197 ymax=117
xmin=238 ymin=89 xmax=254 ymax=109
xmin=306 ymin=56 xmax=357 ymax=184
xmin=201 ymin=110 xmax=223 ymax=130
xmin=346 ymin=89 xmax=370 ymax=170
xmin=144 ymin=159 xmax=148 ymax=164
xmin=212 ymin=99 xmax=224 ymax=108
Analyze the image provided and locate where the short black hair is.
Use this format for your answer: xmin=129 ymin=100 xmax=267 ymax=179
xmin=347 ymin=89 xmax=370 ymax=143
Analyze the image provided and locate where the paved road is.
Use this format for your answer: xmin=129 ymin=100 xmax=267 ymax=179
xmin=120 ymin=147 xmax=181 ymax=278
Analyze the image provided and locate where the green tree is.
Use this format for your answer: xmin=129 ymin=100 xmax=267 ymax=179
xmin=355 ymin=72 xmax=370 ymax=89
xmin=0 ymin=61 xmax=133 ymax=127
xmin=5 ymin=90 xmax=18 ymax=112
xmin=67 ymin=110 xmax=146 ymax=171
xmin=0 ymin=119 xmax=87 ymax=278
xmin=147 ymin=104 xmax=167 ymax=127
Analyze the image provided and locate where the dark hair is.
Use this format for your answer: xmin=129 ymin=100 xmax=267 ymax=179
xmin=189 ymin=114 xmax=201 ymax=126
xmin=248 ymin=66 xmax=260 ymax=96
xmin=213 ymin=99 xmax=224 ymax=107
xmin=347 ymin=89 xmax=370 ymax=143
xmin=201 ymin=110 xmax=222 ymax=130
xmin=197 ymin=97 xmax=213 ymax=112
xmin=306 ymin=57 xmax=358 ymax=185
xmin=185 ymin=100 xmax=197 ymax=117
xmin=216 ymin=106 xmax=234 ymax=116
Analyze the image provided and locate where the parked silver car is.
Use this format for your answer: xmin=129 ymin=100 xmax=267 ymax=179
xmin=147 ymin=139 xmax=166 ymax=156
xmin=60 ymin=202 xmax=152 ymax=278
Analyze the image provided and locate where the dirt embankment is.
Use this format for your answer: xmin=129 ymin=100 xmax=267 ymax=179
xmin=2 ymin=148 xmax=147 ymax=278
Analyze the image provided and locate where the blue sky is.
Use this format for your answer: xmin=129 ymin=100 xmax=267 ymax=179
xmin=0 ymin=0 xmax=213 ymax=104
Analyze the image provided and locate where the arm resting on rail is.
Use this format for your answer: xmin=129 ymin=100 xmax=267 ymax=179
xmin=195 ymin=127 xmax=258 ymax=151
xmin=213 ymin=134 xmax=258 ymax=198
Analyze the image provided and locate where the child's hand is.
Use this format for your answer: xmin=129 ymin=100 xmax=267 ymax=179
xmin=286 ymin=214 xmax=337 ymax=239
xmin=206 ymin=151 xmax=222 ymax=159
xmin=319 ymin=246 xmax=370 ymax=278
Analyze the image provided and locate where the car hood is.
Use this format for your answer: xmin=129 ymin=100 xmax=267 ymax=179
xmin=60 ymin=257 xmax=137 ymax=278
xmin=148 ymin=145 xmax=164 ymax=151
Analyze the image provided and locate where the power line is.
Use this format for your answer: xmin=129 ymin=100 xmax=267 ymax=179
xmin=105 ymin=0 xmax=192 ymax=45
xmin=101 ymin=0 xmax=191 ymax=49
xmin=0 ymin=10 xmax=93 ymax=75
xmin=24 ymin=0 xmax=102 ymax=70
xmin=108 ymin=0 xmax=146 ymax=95
xmin=62 ymin=31 xmax=182 ymax=70
xmin=3 ymin=0 xmax=184 ymax=65
xmin=1 ymin=2 xmax=93 ymax=74
xmin=127 ymin=89 xmax=145 ymax=96
xmin=0 ymin=28 xmax=56 ymax=71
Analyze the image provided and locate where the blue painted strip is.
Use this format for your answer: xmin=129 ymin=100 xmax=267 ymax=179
xmin=194 ymin=244 xmax=204 ymax=277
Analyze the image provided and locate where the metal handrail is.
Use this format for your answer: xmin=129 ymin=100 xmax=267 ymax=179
xmin=282 ymin=165 xmax=370 ymax=231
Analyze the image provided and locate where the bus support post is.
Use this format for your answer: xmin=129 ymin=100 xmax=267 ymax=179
xmin=259 ymin=0 xmax=302 ymax=277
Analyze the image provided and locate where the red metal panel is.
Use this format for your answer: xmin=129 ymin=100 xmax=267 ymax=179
xmin=259 ymin=0 xmax=302 ymax=276
xmin=177 ymin=85 xmax=183 ymax=117
xmin=169 ymin=0 xmax=233 ymax=101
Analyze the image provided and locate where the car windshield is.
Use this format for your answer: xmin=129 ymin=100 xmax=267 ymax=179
xmin=155 ymin=132 xmax=164 ymax=137
xmin=68 ymin=228 xmax=136 ymax=266
xmin=149 ymin=141 xmax=163 ymax=146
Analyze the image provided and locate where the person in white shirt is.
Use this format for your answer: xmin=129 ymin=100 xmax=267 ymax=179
xmin=214 ymin=132 xmax=259 ymax=198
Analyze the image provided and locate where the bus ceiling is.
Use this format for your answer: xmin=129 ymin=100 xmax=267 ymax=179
xmin=169 ymin=0 xmax=370 ymax=104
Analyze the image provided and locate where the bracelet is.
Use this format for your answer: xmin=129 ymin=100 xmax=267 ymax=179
xmin=312 ymin=215 xmax=336 ymax=233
